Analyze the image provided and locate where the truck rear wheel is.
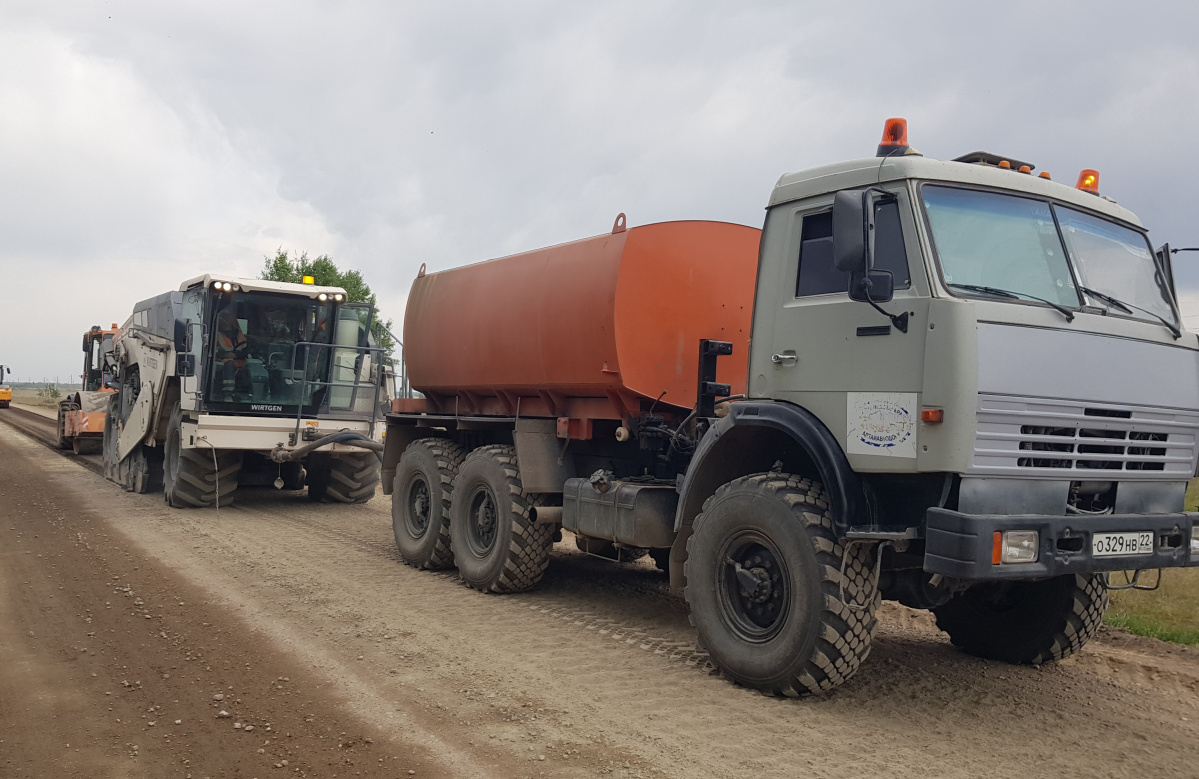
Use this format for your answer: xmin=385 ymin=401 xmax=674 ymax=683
xmin=684 ymin=474 xmax=880 ymax=697
xmin=306 ymin=452 xmax=381 ymax=503
xmin=163 ymin=406 xmax=241 ymax=508
xmin=449 ymin=444 xmax=554 ymax=593
xmin=933 ymin=574 xmax=1108 ymax=665
xmin=392 ymin=438 xmax=465 ymax=569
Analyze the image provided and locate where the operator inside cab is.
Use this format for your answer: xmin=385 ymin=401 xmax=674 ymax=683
xmin=215 ymin=307 xmax=252 ymax=399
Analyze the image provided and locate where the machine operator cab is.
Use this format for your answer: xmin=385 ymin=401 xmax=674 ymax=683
xmin=177 ymin=275 xmax=383 ymax=420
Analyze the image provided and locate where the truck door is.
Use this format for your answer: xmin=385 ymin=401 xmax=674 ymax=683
xmin=330 ymin=302 xmax=375 ymax=412
xmin=749 ymin=186 xmax=931 ymax=471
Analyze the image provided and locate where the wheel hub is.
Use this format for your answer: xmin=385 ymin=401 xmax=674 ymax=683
xmin=407 ymin=479 xmax=431 ymax=533
xmin=717 ymin=537 xmax=790 ymax=640
xmin=468 ymin=488 xmax=498 ymax=552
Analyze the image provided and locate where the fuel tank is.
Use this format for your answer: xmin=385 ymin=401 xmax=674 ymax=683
xmin=404 ymin=217 xmax=760 ymax=419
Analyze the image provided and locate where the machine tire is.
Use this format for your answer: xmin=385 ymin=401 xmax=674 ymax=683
xmin=56 ymin=401 xmax=72 ymax=450
xmin=932 ymin=574 xmax=1109 ymax=665
xmin=392 ymin=438 xmax=465 ymax=569
xmin=449 ymin=444 xmax=554 ymax=593
xmin=325 ymin=452 xmax=381 ymax=503
xmin=163 ymin=405 xmax=241 ymax=508
xmin=684 ymin=473 xmax=880 ymax=697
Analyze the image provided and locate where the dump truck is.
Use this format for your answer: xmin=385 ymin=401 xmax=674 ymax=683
xmin=102 ymin=274 xmax=386 ymax=506
xmin=57 ymin=323 xmax=119 ymax=454
xmin=383 ymin=119 xmax=1199 ymax=697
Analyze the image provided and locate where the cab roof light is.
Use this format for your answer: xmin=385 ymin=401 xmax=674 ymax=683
xmin=876 ymin=117 xmax=920 ymax=157
xmin=1038 ymin=171 xmax=1052 ymax=180
xmin=1076 ymin=169 xmax=1100 ymax=195
xmin=302 ymin=275 xmax=316 ymax=285
xmin=1018 ymin=165 xmax=1032 ymax=174
xmin=998 ymin=160 xmax=1011 ymax=169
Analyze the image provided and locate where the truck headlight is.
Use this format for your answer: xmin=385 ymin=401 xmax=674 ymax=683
xmin=994 ymin=530 xmax=1039 ymax=564
xmin=1191 ymin=533 xmax=1199 ymax=559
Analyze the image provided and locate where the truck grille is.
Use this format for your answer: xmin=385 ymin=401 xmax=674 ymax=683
xmin=972 ymin=396 xmax=1199 ymax=478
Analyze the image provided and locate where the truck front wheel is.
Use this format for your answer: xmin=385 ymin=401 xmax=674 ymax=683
xmin=392 ymin=438 xmax=465 ymax=569
xmin=933 ymin=574 xmax=1108 ymax=664
xmin=685 ymin=474 xmax=880 ymax=697
xmin=449 ymin=444 xmax=554 ymax=593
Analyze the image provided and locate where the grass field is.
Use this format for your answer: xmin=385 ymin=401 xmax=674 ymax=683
xmin=1104 ymin=479 xmax=1199 ymax=645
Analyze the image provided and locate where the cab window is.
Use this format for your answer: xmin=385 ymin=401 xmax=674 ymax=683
xmin=795 ymin=202 xmax=910 ymax=297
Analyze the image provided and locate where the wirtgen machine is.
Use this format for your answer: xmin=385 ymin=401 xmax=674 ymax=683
xmin=103 ymin=274 xmax=386 ymax=506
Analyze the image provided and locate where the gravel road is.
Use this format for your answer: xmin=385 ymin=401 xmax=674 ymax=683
xmin=2 ymin=414 xmax=1198 ymax=778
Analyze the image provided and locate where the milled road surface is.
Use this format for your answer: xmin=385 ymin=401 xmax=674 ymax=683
xmin=2 ymin=411 xmax=1198 ymax=778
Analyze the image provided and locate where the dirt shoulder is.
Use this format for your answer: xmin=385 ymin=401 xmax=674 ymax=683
xmin=0 ymin=426 xmax=468 ymax=779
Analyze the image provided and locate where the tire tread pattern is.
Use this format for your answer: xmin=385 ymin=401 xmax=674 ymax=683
xmin=684 ymin=473 xmax=879 ymax=698
xmin=456 ymin=444 xmax=555 ymax=594
xmin=323 ymin=452 xmax=382 ymax=503
xmin=397 ymin=438 xmax=466 ymax=569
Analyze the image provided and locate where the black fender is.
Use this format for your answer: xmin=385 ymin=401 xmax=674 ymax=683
xmin=669 ymin=400 xmax=868 ymax=587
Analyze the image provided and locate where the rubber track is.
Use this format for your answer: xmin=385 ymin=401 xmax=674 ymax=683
xmin=685 ymin=473 xmax=879 ymax=698
xmin=324 ymin=452 xmax=382 ymax=503
xmin=458 ymin=444 xmax=555 ymax=594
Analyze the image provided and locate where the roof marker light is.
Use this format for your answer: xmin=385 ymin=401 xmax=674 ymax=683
xmin=1038 ymin=171 xmax=1052 ymax=180
xmin=302 ymin=275 xmax=315 ymax=285
xmin=1076 ymin=169 xmax=1100 ymax=195
xmin=998 ymin=160 xmax=1011 ymax=169
xmin=876 ymin=117 xmax=915 ymax=157
xmin=1018 ymin=165 xmax=1032 ymax=173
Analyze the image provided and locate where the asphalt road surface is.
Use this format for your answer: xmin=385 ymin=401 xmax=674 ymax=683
xmin=2 ymin=407 xmax=1197 ymax=779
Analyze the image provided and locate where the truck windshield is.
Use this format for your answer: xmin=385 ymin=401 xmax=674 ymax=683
xmin=922 ymin=185 xmax=1177 ymax=328
xmin=207 ymin=292 xmax=334 ymax=412
xmin=1055 ymin=206 xmax=1177 ymax=327
xmin=921 ymin=186 xmax=1081 ymax=308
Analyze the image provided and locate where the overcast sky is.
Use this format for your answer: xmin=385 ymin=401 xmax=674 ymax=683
xmin=2 ymin=1 xmax=1198 ymax=382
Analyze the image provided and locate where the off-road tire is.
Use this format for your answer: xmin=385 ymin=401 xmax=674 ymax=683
xmin=392 ymin=438 xmax=465 ymax=569
xmin=163 ymin=405 xmax=241 ymax=508
xmin=684 ymin=473 xmax=880 ymax=697
xmin=307 ymin=452 xmax=380 ymax=503
xmin=933 ymin=574 xmax=1108 ymax=665
xmin=57 ymin=401 xmax=72 ymax=450
xmin=449 ymin=444 xmax=554 ymax=593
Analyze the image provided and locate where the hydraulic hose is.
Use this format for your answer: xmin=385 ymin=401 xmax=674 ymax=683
xmin=269 ymin=429 xmax=383 ymax=463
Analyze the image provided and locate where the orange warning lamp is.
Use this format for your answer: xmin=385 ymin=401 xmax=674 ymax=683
xmin=1076 ymin=169 xmax=1100 ymax=195
xmin=302 ymin=275 xmax=316 ymax=285
xmin=876 ymin=118 xmax=910 ymax=157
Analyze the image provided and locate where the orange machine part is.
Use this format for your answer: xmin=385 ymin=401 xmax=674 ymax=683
xmin=403 ymin=220 xmax=760 ymax=420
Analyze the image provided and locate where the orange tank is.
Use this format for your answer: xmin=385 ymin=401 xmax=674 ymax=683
xmin=403 ymin=216 xmax=760 ymax=421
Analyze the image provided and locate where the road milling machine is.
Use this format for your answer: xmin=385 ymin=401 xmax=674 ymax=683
xmin=102 ymin=274 xmax=386 ymax=507
xmin=57 ymin=323 xmax=119 ymax=454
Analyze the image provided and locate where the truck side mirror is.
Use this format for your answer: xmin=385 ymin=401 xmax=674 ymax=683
xmin=849 ymin=269 xmax=895 ymax=303
xmin=832 ymin=189 xmax=869 ymax=273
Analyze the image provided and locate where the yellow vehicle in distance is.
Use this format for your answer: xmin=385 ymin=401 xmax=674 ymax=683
xmin=0 ymin=365 xmax=11 ymax=408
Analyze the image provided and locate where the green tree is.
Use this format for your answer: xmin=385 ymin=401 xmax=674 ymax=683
xmin=260 ymin=249 xmax=396 ymax=355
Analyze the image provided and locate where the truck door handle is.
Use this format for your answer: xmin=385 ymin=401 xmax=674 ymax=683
xmin=771 ymin=353 xmax=797 ymax=365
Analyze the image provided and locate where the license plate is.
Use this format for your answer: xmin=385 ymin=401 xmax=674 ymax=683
xmin=1092 ymin=531 xmax=1155 ymax=557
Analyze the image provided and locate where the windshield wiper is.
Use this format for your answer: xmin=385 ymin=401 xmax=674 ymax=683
xmin=947 ymin=283 xmax=1075 ymax=323
xmin=1080 ymin=286 xmax=1181 ymax=340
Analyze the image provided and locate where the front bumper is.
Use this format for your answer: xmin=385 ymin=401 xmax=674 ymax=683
xmin=925 ymin=507 xmax=1197 ymax=580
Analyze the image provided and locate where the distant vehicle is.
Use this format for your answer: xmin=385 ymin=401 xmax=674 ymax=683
xmin=102 ymin=274 xmax=386 ymax=506
xmin=0 ymin=365 xmax=11 ymax=407
xmin=57 ymin=324 xmax=119 ymax=454
xmin=383 ymin=119 xmax=1199 ymax=697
